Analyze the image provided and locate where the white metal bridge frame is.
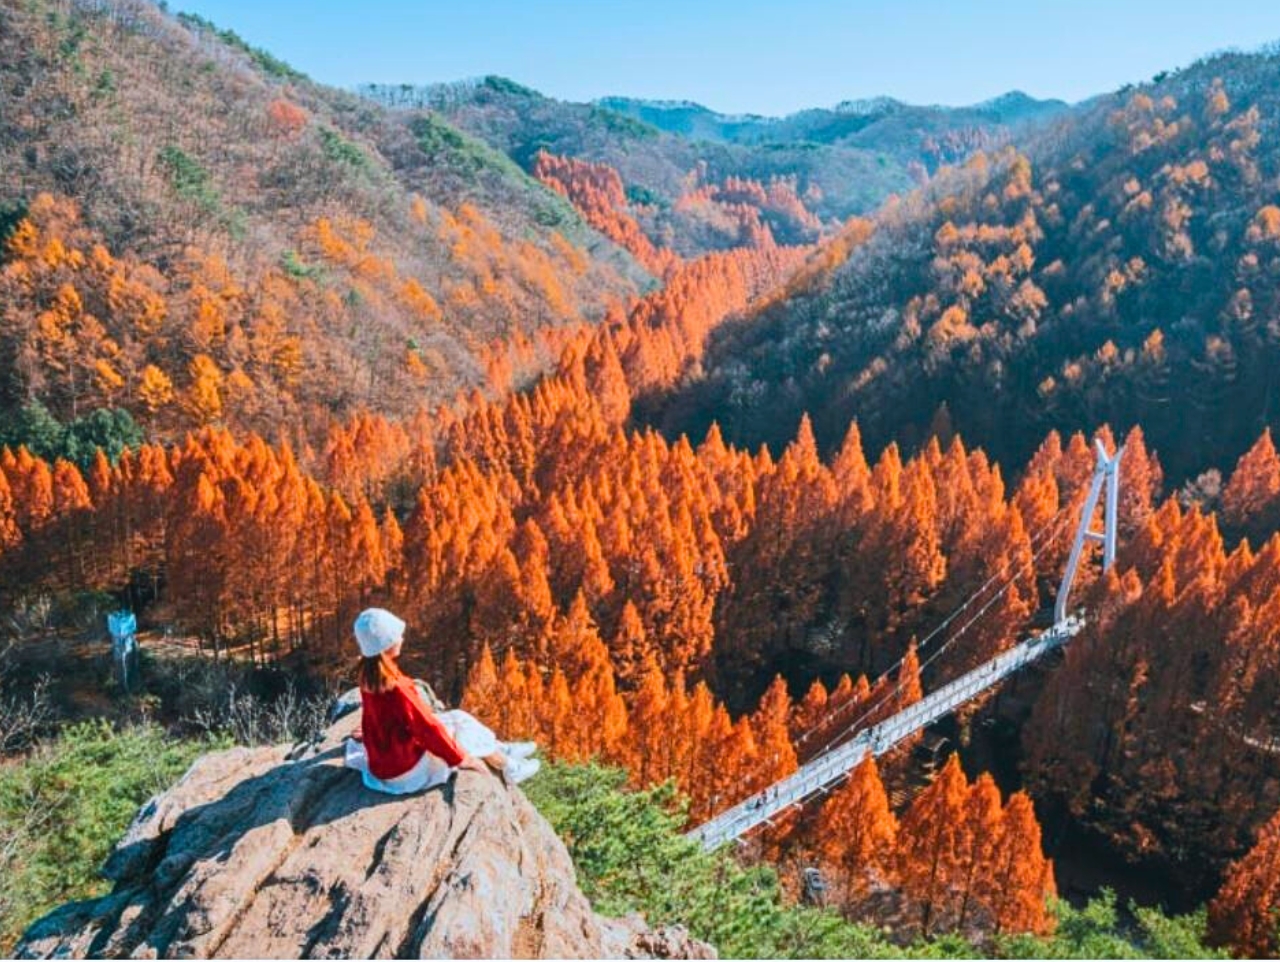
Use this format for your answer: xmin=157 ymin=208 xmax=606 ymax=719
xmin=690 ymin=442 xmax=1123 ymax=851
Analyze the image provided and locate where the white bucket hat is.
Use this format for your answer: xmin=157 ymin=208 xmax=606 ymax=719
xmin=354 ymin=608 xmax=406 ymax=658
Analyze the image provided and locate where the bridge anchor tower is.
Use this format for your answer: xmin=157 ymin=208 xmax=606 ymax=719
xmin=1054 ymin=441 xmax=1123 ymax=623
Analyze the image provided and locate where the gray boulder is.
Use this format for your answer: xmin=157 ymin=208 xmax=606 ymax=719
xmin=16 ymin=703 xmax=713 ymax=959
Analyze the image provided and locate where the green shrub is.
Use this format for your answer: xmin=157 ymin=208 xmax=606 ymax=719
xmin=410 ymin=113 xmax=471 ymax=159
xmin=625 ymin=184 xmax=664 ymax=208
xmin=0 ymin=198 xmax=28 ymax=246
xmin=526 ymin=762 xmax=914 ymax=958
xmin=92 ymin=68 xmax=116 ymax=100
xmin=526 ymin=762 xmax=1224 ymax=960
xmin=532 ymin=203 xmax=569 ymax=227
xmin=0 ymin=723 xmax=215 ymax=952
xmin=410 ymin=113 xmax=536 ymax=185
xmin=248 ymin=48 xmax=306 ymax=81
xmin=0 ymin=401 xmax=143 ymax=468
xmin=588 ymin=105 xmax=661 ymax=140
xmin=63 ymin=407 xmax=145 ymax=465
xmin=318 ymin=126 xmax=371 ymax=171
xmin=998 ymin=891 xmax=1224 ymax=959
xmin=55 ymin=18 xmax=86 ymax=61
xmin=156 ymin=146 xmax=245 ymax=236
xmin=158 ymin=144 xmax=220 ymax=214
xmin=405 ymin=116 xmax=585 ymax=233
xmin=280 ymin=249 xmax=322 ymax=280
xmin=481 ymin=75 xmax=538 ymax=98
xmin=175 ymin=12 xmax=307 ymax=81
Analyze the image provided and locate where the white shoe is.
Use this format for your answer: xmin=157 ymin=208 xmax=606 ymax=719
xmin=503 ymin=741 xmax=538 ymax=760
xmin=504 ymin=756 xmax=541 ymax=785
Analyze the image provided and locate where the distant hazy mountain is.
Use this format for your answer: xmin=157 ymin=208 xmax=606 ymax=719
xmin=594 ymin=90 xmax=1069 ymax=148
xmin=365 ymin=78 xmax=1070 ymax=237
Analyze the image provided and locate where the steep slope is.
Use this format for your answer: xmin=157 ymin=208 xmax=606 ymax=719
xmin=649 ymin=47 xmax=1280 ymax=482
xmin=15 ymin=699 xmax=712 ymax=960
xmin=0 ymin=0 xmax=648 ymax=443
xmin=367 ymin=78 xmax=913 ymax=236
xmin=392 ymin=80 xmax=1066 ymax=240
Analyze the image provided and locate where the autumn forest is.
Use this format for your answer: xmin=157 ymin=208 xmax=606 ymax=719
xmin=4 ymin=0 xmax=1280 ymax=957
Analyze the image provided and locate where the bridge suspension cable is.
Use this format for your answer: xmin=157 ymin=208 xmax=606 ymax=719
xmin=801 ymin=507 xmax=1074 ymax=761
xmin=795 ymin=500 xmax=1073 ymax=756
xmin=688 ymin=442 xmax=1124 ymax=850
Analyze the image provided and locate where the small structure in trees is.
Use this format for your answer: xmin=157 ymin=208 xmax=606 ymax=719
xmin=107 ymin=609 xmax=138 ymax=693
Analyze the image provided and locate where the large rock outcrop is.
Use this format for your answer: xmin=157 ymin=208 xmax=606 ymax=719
xmin=16 ymin=697 xmax=712 ymax=959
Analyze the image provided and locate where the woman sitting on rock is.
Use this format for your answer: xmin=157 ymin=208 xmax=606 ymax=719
xmin=344 ymin=608 xmax=539 ymax=795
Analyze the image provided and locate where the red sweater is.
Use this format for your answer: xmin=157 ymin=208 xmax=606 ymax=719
xmin=359 ymin=676 xmax=466 ymax=780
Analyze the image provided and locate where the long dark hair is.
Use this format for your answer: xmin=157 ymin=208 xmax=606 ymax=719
xmin=357 ymin=651 xmax=401 ymax=694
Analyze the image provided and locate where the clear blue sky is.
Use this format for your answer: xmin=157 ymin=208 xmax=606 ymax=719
xmin=173 ymin=0 xmax=1280 ymax=115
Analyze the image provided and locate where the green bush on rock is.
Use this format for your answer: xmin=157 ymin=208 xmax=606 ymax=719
xmin=0 ymin=723 xmax=214 ymax=952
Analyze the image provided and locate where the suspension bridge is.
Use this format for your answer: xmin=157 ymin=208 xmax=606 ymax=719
xmin=690 ymin=442 xmax=1123 ymax=851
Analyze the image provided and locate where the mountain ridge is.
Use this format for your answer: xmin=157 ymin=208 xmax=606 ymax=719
xmin=640 ymin=44 xmax=1280 ymax=482
xmin=596 ymin=88 xmax=1070 ymax=141
xmin=378 ymin=76 xmax=1067 ymax=234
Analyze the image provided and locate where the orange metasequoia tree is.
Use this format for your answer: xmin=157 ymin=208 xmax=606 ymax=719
xmin=815 ymin=755 xmax=898 ymax=899
xmin=897 ymin=753 xmax=971 ymax=937
xmin=1208 ymin=806 xmax=1280 ymax=958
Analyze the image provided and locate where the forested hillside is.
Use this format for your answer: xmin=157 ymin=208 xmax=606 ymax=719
xmin=0 ymin=0 xmax=648 ymax=447
xmin=369 ymin=78 xmax=1064 ymax=254
xmin=364 ymin=78 xmax=893 ymax=234
xmin=650 ymin=49 xmax=1280 ymax=484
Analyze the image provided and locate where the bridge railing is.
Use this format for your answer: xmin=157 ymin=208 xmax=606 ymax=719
xmin=690 ymin=616 xmax=1083 ymax=849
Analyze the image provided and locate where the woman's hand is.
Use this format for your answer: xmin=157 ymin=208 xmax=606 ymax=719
xmin=457 ymin=755 xmax=489 ymax=774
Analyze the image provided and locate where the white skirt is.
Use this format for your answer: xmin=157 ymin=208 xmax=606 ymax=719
xmin=343 ymin=709 xmax=500 ymax=795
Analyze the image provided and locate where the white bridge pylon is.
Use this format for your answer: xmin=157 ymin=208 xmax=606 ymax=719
xmin=690 ymin=442 xmax=1123 ymax=851
xmin=1055 ymin=440 xmax=1122 ymax=623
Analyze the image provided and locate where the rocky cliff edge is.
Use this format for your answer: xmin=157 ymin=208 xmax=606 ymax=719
xmin=16 ymin=694 xmax=713 ymax=959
